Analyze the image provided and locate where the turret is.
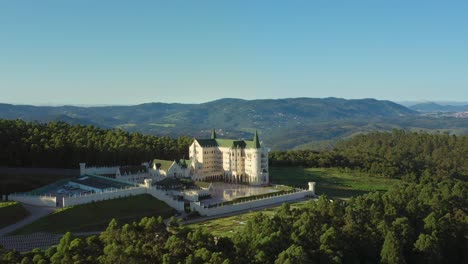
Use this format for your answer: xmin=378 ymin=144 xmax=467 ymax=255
xmin=79 ymin=163 xmax=86 ymax=176
xmin=144 ymin=179 xmax=153 ymax=188
xmin=253 ymin=130 xmax=260 ymax=148
xmin=308 ymin=182 xmax=316 ymax=195
xmin=211 ymin=128 xmax=217 ymax=139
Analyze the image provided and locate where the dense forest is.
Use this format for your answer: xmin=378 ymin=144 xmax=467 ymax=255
xmin=2 ymin=120 xmax=467 ymax=181
xmin=1 ymin=120 xmax=467 ymax=263
xmin=1 ymin=178 xmax=466 ymax=263
xmin=270 ymin=130 xmax=468 ymax=181
xmin=0 ymin=119 xmax=192 ymax=168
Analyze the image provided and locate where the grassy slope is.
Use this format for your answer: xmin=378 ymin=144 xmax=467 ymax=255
xmin=13 ymin=194 xmax=176 ymax=234
xmin=188 ymin=167 xmax=400 ymax=237
xmin=187 ymin=200 xmax=311 ymax=238
xmin=0 ymin=202 xmax=30 ymax=229
xmin=270 ymin=167 xmax=399 ymax=198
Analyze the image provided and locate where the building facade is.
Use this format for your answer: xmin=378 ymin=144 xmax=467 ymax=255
xmin=151 ymin=159 xmax=191 ymax=178
xmin=189 ymin=129 xmax=269 ymax=185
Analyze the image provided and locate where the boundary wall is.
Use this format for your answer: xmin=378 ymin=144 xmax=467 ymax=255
xmin=62 ymin=187 xmax=146 ymax=207
xmin=9 ymin=195 xmax=56 ymax=207
xmin=146 ymin=187 xmax=185 ymax=211
xmin=191 ymin=190 xmax=313 ymax=216
xmin=62 ymin=185 xmax=185 ymax=212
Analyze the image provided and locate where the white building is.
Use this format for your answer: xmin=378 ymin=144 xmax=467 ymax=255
xmin=79 ymin=163 xmax=151 ymax=184
xmin=189 ymin=129 xmax=269 ymax=185
xmin=79 ymin=129 xmax=269 ymax=186
xmin=116 ymin=165 xmax=149 ymax=183
xmin=151 ymin=159 xmax=191 ymax=178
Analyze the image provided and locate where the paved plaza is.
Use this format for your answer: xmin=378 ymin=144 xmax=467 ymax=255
xmin=200 ymin=182 xmax=277 ymax=205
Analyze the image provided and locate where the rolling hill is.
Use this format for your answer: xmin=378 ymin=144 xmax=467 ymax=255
xmin=409 ymin=102 xmax=468 ymax=112
xmin=1 ymin=98 xmax=467 ymax=149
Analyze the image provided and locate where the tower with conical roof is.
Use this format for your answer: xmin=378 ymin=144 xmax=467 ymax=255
xmin=253 ymin=130 xmax=260 ymax=148
xmin=211 ymin=128 xmax=217 ymax=139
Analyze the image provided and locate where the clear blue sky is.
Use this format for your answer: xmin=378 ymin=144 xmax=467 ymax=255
xmin=1 ymin=0 xmax=467 ymax=105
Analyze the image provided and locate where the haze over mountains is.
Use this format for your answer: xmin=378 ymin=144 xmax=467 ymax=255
xmin=409 ymin=102 xmax=468 ymax=113
xmin=1 ymin=98 xmax=467 ymax=150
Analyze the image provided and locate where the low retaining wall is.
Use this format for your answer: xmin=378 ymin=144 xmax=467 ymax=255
xmin=62 ymin=187 xmax=146 ymax=207
xmin=147 ymin=188 xmax=185 ymax=211
xmin=191 ymin=190 xmax=313 ymax=216
xmin=9 ymin=195 xmax=57 ymax=207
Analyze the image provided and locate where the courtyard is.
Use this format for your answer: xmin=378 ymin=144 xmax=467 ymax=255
xmin=199 ymin=182 xmax=285 ymax=205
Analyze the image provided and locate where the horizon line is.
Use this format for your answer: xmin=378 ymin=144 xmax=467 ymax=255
xmin=2 ymin=97 xmax=468 ymax=108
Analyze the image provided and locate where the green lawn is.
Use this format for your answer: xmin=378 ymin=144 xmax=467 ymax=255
xmin=188 ymin=167 xmax=399 ymax=237
xmin=270 ymin=167 xmax=399 ymax=198
xmin=0 ymin=201 xmax=30 ymax=229
xmin=13 ymin=194 xmax=177 ymax=234
xmin=187 ymin=200 xmax=312 ymax=238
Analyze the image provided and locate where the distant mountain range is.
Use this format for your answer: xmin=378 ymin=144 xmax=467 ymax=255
xmin=409 ymin=102 xmax=468 ymax=113
xmin=1 ymin=98 xmax=467 ymax=150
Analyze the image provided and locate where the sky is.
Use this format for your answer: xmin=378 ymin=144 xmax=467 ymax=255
xmin=1 ymin=0 xmax=467 ymax=105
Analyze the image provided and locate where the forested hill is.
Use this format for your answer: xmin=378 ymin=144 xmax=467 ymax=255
xmin=409 ymin=102 xmax=468 ymax=112
xmin=270 ymin=130 xmax=468 ymax=181
xmin=0 ymin=98 xmax=429 ymax=149
xmin=0 ymin=119 xmax=192 ymax=168
xmin=0 ymin=98 xmax=415 ymax=126
xmin=1 ymin=98 xmax=467 ymax=149
xmin=2 ymin=179 xmax=466 ymax=263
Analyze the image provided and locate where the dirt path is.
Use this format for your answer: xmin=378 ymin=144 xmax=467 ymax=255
xmin=0 ymin=204 xmax=56 ymax=237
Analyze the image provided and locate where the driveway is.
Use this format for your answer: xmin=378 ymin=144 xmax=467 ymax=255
xmin=0 ymin=204 xmax=56 ymax=237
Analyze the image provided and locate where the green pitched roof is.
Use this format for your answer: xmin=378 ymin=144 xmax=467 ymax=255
xmin=153 ymin=159 xmax=191 ymax=171
xmin=195 ymin=136 xmax=260 ymax=149
xmin=152 ymin=159 xmax=174 ymax=171
xmin=196 ymin=139 xmax=218 ymax=147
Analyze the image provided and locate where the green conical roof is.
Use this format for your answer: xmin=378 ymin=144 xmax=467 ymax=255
xmin=211 ymin=128 xmax=217 ymax=139
xmin=253 ymin=130 xmax=260 ymax=148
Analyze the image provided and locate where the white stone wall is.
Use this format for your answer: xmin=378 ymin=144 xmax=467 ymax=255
xmin=116 ymin=172 xmax=149 ymax=183
xmin=9 ymin=195 xmax=57 ymax=207
xmin=61 ymin=185 xmax=185 ymax=212
xmin=150 ymin=167 xmax=166 ymax=177
xmin=190 ymin=190 xmax=313 ymax=216
xmin=146 ymin=187 xmax=185 ymax=211
xmin=62 ymin=187 xmax=146 ymax=207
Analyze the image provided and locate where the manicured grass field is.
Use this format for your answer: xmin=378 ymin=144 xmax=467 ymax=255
xmin=13 ymin=194 xmax=176 ymax=234
xmin=270 ymin=167 xmax=399 ymax=198
xmin=188 ymin=167 xmax=399 ymax=237
xmin=187 ymin=200 xmax=312 ymax=238
xmin=0 ymin=201 xmax=30 ymax=229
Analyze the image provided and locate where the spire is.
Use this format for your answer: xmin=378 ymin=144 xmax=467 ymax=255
xmin=253 ymin=130 xmax=260 ymax=148
xmin=211 ymin=128 xmax=217 ymax=139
